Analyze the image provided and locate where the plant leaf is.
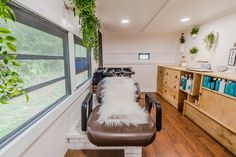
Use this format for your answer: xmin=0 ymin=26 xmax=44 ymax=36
xmin=0 ymin=27 xmax=11 ymax=34
xmin=3 ymin=56 xmax=8 ymax=64
xmin=9 ymin=54 xmax=17 ymax=60
xmin=6 ymin=42 xmax=16 ymax=52
xmin=5 ymin=36 xmax=16 ymax=42
xmin=6 ymin=7 xmax=16 ymax=22
xmin=12 ymin=61 xmax=20 ymax=67
xmin=23 ymin=91 xmax=29 ymax=102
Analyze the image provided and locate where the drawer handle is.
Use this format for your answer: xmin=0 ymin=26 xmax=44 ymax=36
xmin=174 ymin=85 xmax=176 ymax=89
xmin=165 ymin=81 xmax=167 ymax=84
xmin=173 ymin=95 xmax=176 ymax=99
xmin=175 ymin=75 xmax=178 ymax=79
xmin=165 ymin=90 xmax=167 ymax=93
xmin=166 ymin=72 xmax=168 ymax=75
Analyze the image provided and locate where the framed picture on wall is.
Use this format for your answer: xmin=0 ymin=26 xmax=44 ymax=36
xmin=228 ymin=48 xmax=236 ymax=66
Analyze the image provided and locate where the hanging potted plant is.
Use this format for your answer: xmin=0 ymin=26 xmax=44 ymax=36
xmin=191 ymin=26 xmax=199 ymax=39
xmin=204 ymin=31 xmax=219 ymax=50
xmin=72 ymin=0 xmax=100 ymax=62
xmin=190 ymin=46 xmax=199 ymax=57
xmin=180 ymin=33 xmax=185 ymax=53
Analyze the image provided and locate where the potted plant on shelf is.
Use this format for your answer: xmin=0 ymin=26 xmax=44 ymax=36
xmin=180 ymin=33 xmax=185 ymax=53
xmin=190 ymin=46 xmax=199 ymax=57
xmin=191 ymin=26 xmax=200 ymax=38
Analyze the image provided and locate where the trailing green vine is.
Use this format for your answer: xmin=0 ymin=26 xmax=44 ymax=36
xmin=0 ymin=0 xmax=28 ymax=104
xmin=72 ymin=0 xmax=100 ymax=62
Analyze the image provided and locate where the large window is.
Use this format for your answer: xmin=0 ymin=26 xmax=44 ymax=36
xmin=0 ymin=4 xmax=71 ymax=147
xmin=74 ymin=36 xmax=91 ymax=87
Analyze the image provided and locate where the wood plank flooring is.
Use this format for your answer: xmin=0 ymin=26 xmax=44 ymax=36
xmin=65 ymin=93 xmax=235 ymax=157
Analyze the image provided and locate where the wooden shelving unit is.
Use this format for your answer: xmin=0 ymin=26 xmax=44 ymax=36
xmin=157 ymin=65 xmax=236 ymax=155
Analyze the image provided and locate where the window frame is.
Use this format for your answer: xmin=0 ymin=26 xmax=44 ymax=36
xmin=0 ymin=3 xmax=71 ymax=148
xmin=74 ymin=35 xmax=91 ymax=89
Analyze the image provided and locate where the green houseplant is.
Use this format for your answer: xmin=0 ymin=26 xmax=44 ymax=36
xmin=190 ymin=47 xmax=198 ymax=55
xmin=191 ymin=26 xmax=199 ymax=38
xmin=72 ymin=0 xmax=100 ymax=62
xmin=204 ymin=31 xmax=219 ymax=50
xmin=0 ymin=0 xmax=28 ymax=104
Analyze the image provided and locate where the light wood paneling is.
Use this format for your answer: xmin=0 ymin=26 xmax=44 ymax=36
xmin=184 ymin=101 xmax=236 ymax=155
xmin=200 ymin=89 xmax=236 ymax=132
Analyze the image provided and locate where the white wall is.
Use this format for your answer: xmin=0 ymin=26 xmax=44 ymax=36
xmin=183 ymin=11 xmax=236 ymax=71
xmin=103 ymin=32 xmax=179 ymax=92
xmin=0 ymin=0 xmax=97 ymax=157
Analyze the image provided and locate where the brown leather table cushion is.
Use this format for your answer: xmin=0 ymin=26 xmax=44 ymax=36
xmin=87 ymin=105 xmax=156 ymax=147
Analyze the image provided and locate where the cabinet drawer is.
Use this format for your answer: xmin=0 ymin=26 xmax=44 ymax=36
xmin=163 ymin=79 xmax=179 ymax=91
xmin=172 ymin=70 xmax=181 ymax=82
xmin=169 ymin=88 xmax=179 ymax=105
xmin=163 ymin=70 xmax=170 ymax=81
xmin=162 ymin=85 xmax=179 ymax=108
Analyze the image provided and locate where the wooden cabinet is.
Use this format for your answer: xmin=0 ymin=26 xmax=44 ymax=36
xmin=157 ymin=65 xmax=236 ymax=155
xmin=157 ymin=66 xmax=182 ymax=109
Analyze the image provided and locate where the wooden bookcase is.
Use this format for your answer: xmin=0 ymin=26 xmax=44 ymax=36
xmin=157 ymin=65 xmax=236 ymax=155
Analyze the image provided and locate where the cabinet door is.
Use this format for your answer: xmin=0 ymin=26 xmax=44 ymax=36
xmin=200 ymin=89 xmax=236 ymax=132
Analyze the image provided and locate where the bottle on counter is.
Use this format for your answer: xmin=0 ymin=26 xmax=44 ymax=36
xmin=183 ymin=75 xmax=187 ymax=90
xmin=234 ymin=83 xmax=236 ymax=97
xmin=229 ymin=81 xmax=235 ymax=96
xmin=211 ymin=78 xmax=216 ymax=90
xmin=215 ymin=78 xmax=221 ymax=91
xmin=219 ymin=79 xmax=226 ymax=93
xmin=186 ymin=75 xmax=192 ymax=92
xmin=224 ymin=81 xmax=231 ymax=94
xmin=180 ymin=76 xmax=185 ymax=90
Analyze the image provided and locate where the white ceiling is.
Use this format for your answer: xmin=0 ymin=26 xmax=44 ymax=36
xmin=96 ymin=0 xmax=236 ymax=33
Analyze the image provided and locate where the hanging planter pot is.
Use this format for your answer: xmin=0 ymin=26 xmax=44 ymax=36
xmin=191 ymin=34 xmax=197 ymax=39
xmin=189 ymin=46 xmax=199 ymax=59
xmin=204 ymin=31 xmax=219 ymax=50
xmin=191 ymin=26 xmax=200 ymax=39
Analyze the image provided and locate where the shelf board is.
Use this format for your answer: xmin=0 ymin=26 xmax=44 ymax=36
xmin=179 ymin=88 xmax=193 ymax=96
xmin=202 ymin=87 xmax=236 ymax=100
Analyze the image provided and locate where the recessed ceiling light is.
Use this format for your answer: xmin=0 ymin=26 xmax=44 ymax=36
xmin=180 ymin=18 xmax=190 ymax=22
xmin=121 ymin=19 xmax=130 ymax=24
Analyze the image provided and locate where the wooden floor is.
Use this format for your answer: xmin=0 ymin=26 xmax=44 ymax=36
xmin=65 ymin=93 xmax=235 ymax=157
